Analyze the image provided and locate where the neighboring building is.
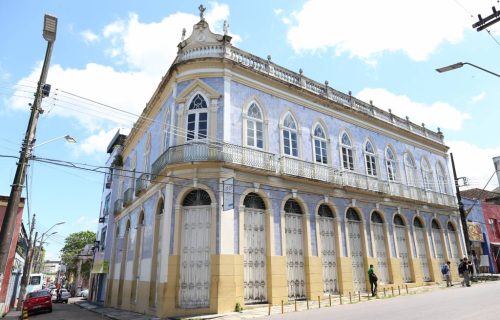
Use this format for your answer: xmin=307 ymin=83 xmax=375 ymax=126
xmin=0 ymin=196 xmax=25 ymax=314
xmin=461 ymin=188 xmax=500 ymax=273
xmin=102 ymin=10 xmax=461 ymax=318
xmin=89 ymin=130 xmax=128 ymax=304
xmin=43 ymin=260 xmax=61 ymax=278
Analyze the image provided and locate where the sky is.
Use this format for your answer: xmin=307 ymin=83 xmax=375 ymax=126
xmin=1 ymin=0 xmax=500 ymax=260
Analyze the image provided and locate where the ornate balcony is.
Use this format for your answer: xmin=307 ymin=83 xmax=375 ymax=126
xmin=135 ymin=173 xmax=150 ymax=196
xmin=124 ymin=188 xmax=134 ymax=207
xmin=113 ymin=199 xmax=123 ymax=216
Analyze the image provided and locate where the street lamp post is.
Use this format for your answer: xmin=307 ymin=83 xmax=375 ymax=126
xmin=0 ymin=14 xmax=58 ymax=279
xmin=436 ymin=62 xmax=500 ymax=78
xmin=33 ymin=231 xmax=58 ymax=273
xmin=31 ymin=135 xmax=77 ymax=150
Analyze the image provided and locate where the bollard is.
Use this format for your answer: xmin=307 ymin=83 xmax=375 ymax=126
xmin=340 ymin=292 xmax=343 ymax=305
xmin=383 ymin=287 xmax=386 ymax=297
xmin=281 ymin=300 xmax=284 ymax=314
xmin=306 ymin=299 xmax=309 ymax=310
xmin=358 ymin=291 xmax=361 ymax=301
xmin=22 ymin=305 xmax=29 ymax=320
xmin=329 ymin=293 xmax=332 ymax=307
xmin=318 ymin=295 xmax=321 ymax=308
xmin=398 ymin=285 xmax=401 ymax=295
xmin=295 ymin=299 xmax=297 ymax=312
xmin=349 ymin=291 xmax=352 ymax=304
xmin=406 ymin=284 xmax=409 ymax=294
xmin=268 ymin=303 xmax=272 ymax=316
xmin=391 ymin=286 xmax=394 ymax=296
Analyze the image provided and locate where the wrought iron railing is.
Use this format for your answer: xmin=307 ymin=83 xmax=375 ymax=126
xmin=124 ymin=188 xmax=134 ymax=207
xmin=135 ymin=173 xmax=149 ymax=196
xmin=113 ymin=199 xmax=123 ymax=215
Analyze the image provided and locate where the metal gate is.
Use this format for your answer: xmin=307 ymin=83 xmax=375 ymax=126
xmin=319 ymin=216 xmax=338 ymax=293
xmin=179 ymin=207 xmax=211 ymax=308
xmin=285 ymin=213 xmax=306 ymax=300
xmin=395 ymin=226 xmax=412 ymax=282
xmin=432 ymin=229 xmax=446 ymax=268
xmin=372 ymin=223 xmax=390 ymax=284
xmin=244 ymin=209 xmax=267 ymax=303
xmin=415 ymin=227 xmax=431 ymax=281
xmin=347 ymin=221 xmax=366 ymax=292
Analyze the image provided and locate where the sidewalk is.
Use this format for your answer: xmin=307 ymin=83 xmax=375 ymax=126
xmin=76 ymin=301 xmax=156 ymax=320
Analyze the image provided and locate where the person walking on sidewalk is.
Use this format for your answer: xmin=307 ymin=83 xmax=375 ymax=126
xmin=461 ymin=257 xmax=472 ymax=287
xmin=367 ymin=264 xmax=378 ymax=297
xmin=443 ymin=261 xmax=453 ymax=287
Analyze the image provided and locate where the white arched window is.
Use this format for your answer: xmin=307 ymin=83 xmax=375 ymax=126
xmin=364 ymin=140 xmax=377 ymax=176
xmin=282 ymin=113 xmax=298 ymax=157
xmin=246 ymin=102 xmax=264 ymax=149
xmin=313 ymin=124 xmax=328 ymax=164
xmin=340 ymin=132 xmax=354 ymax=171
xmin=436 ymin=162 xmax=449 ymax=194
xmin=421 ymin=157 xmax=434 ymax=191
xmin=143 ymin=134 xmax=151 ymax=173
xmin=385 ymin=147 xmax=397 ymax=182
xmin=404 ymin=153 xmax=417 ymax=186
xmin=186 ymin=93 xmax=208 ymax=141
xmin=161 ymin=110 xmax=170 ymax=153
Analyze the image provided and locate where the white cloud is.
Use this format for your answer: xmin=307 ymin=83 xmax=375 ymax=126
xmin=356 ymin=88 xmax=471 ymax=131
xmin=81 ymin=30 xmax=99 ymax=44
xmin=285 ymin=0 xmax=495 ymax=62
xmin=448 ymin=140 xmax=500 ymax=191
xmin=78 ymin=128 xmax=121 ymax=155
xmin=274 ymin=8 xmax=284 ymax=15
xmin=470 ymin=91 xmax=486 ymax=103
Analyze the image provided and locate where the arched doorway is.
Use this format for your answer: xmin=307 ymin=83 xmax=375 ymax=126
xmin=346 ymin=208 xmax=366 ymax=292
xmin=149 ymin=199 xmax=164 ymax=307
xmin=394 ymin=214 xmax=412 ymax=282
xmin=131 ymin=212 xmax=145 ymax=303
xmin=432 ymin=219 xmax=446 ymax=269
xmin=284 ymin=198 xmax=306 ymax=300
xmin=179 ymin=189 xmax=212 ymax=308
xmin=413 ymin=218 xmax=431 ymax=281
xmin=118 ymin=219 xmax=131 ymax=306
xmin=318 ymin=204 xmax=338 ymax=294
xmin=371 ymin=211 xmax=389 ymax=284
xmin=243 ymin=193 xmax=267 ymax=304
xmin=447 ymin=222 xmax=460 ymax=265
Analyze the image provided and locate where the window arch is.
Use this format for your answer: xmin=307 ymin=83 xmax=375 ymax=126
xmin=182 ymin=189 xmax=212 ymax=206
xmin=371 ymin=211 xmax=384 ymax=223
xmin=447 ymin=221 xmax=456 ymax=231
xmin=284 ymin=198 xmax=303 ymax=214
xmin=431 ymin=219 xmax=440 ymax=229
xmin=161 ymin=109 xmax=170 ymax=153
xmin=421 ymin=157 xmax=434 ymax=191
xmin=364 ymin=140 xmax=377 ymax=176
xmin=143 ymin=133 xmax=151 ymax=173
xmin=404 ymin=152 xmax=417 ymax=186
xmin=187 ymin=93 xmax=208 ymax=140
xmin=394 ymin=214 xmax=405 ymax=226
xmin=436 ymin=162 xmax=449 ymax=194
xmin=313 ymin=124 xmax=328 ymax=164
xmin=385 ymin=146 xmax=398 ymax=182
xmin=243 ymin=192 xmax=266 ymax=209
xmin=346 ymin=208 xmax=360 ymax=221
xmin=246 ymin=102 xmax=264 ymax=149
xmin=413 ymin=217 xmax=424 ymax=228
xmin=282 ymin=113 xmax=298 ymax=157
xmin=340 ymin=132 xmax=354 ymax=171
xmin=318 ymin=204 xmax=334 ymax=218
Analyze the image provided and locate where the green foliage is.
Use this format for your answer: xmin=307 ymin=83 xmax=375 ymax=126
xmin=234 ymin=302 xmax=243 ymax=312
xmin=60 ymin=231 xmax=96 ymax=278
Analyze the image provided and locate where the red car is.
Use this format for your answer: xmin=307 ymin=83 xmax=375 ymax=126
xmin=24 ymin=290 xmax=52 ymax=314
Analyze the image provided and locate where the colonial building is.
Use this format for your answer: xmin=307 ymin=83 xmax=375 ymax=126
xmin=103 ymin=9 xmax=464 ymax=318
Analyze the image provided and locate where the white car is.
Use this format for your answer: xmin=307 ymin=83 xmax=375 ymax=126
xmin=50 ymin=288 xmax=70 ymax=303
xmin=80 ymin=289 xmax=89 ymax=299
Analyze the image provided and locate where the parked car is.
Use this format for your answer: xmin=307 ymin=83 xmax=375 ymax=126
xmin=50 ymin=288 xmax=70 ymax=303
xmin=24 ymin=290 xmax=52 ymax=314
xmin=80 ymin=289 xmax=89 ymax=299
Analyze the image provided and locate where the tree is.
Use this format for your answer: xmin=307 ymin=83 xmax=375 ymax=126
xmin=60 ymin=231 xmax=95 ymax=280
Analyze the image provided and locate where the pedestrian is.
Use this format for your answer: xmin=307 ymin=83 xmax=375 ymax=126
xmin=458 ymin=258 xmax=466 ymax=286
xmin=56 ymin=288 xmax=61 ymax=302
xmin=442 ymin=261 xmax=453 ymax=287
xmin=462 ymin=257 xmax=472 ymax=287
xmin=367 ymin=264 xmax=378 ymax=297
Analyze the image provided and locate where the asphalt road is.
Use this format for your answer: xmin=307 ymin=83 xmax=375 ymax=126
xmin=269 ymin=281 xmax=500 ymax=320
xmin=28 ymin=297 xmax=104 ymax=320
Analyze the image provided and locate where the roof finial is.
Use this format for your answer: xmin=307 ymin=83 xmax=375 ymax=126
xmin=198 ymin=4 xmax=206 ymax=21
xmin=223 ymin=20 xmax=229 ymax=35
xmin=181 ymin=28 xmax=186 ymax=41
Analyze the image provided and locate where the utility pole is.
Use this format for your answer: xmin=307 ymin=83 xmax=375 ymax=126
xmin=450 ymin=153 xmax=472 ymax=258
xmin=0 ymin=15 xmax=58 ymax=278
xmin=16 ymin=213 xmax=37 ymax=311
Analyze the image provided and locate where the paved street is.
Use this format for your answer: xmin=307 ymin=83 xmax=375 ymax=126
xmin=267 ymin=281 xmax=500 ymax=320
xmin=28 ymin=297 xmax=105 ymax=320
